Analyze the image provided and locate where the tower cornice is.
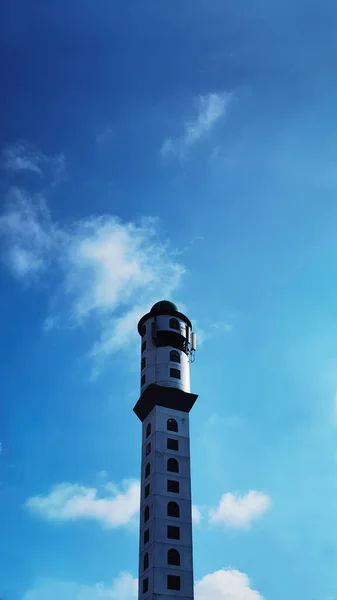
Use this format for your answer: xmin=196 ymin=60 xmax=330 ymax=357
xmin=133 ymin=384 xmax=198 ymax=422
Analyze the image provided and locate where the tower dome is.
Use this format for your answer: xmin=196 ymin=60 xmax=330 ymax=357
xmin=138 ymin=300 xmax=192 ymax=335
xmin=150 ymin=300 xmax=178 ymax=315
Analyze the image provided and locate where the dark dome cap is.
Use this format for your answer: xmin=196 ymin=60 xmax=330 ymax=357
xmin=150 ymin=300 xmax=178 ymax=315
xmin=138 ymin=299 xmax=192 ymax=334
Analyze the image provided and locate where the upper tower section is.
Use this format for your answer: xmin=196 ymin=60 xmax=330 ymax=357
xmin=138 ymin=300 xmax=197 ymax=396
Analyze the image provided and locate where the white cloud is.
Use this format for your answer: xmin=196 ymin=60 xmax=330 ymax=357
xmin=59 ymin=215 xmax=184 ymax=372
xmin=22 ymin=572 xmax=138 ymax=600
xmin=23 ymin=568 xmax=263 ymax=600
xmin=23 ymin=569 xmax=262 ymax=600
xmin=195 ymin=569 xmax=263 ymax=600
xmin=25 ymin=479 xmax=140 ymax=529
xmin=209 ymin=491 xmax=271 ymax=529
xmin=25 ymin=477 xmax=205 ymax=530
xmin=1 ymin=142 xmax=64 ymax=180
xmin=107 ymin=572 xmax=137 ymax=599
xmin=0 ymin=187 xmax=185 ymax=370
xmin=160 ymin=92 xmax=232 ymax=160
xmin=60 ymin=215 xmax=183 ymax=323
xmin=192 ymin=504 xmax=202 ymax=524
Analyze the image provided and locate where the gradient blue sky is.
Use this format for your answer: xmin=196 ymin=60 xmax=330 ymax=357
xmin=1 ymin=1 xmax=337 ymax=599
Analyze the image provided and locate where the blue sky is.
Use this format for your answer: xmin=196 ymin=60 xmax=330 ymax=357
xmin=1 ymin=0 xmax=337 ymax=598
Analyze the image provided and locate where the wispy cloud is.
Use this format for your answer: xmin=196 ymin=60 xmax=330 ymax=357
xmin=2 ymin=143 xmax=43 ymax=175
xmin=0 ymin=189 xmax=56 ymax=279
xmin=25 ymin=479 xmax=140 ymax=529
xmin=96 ymin=126 xmax=114 ymax=147
xmin=160 ymin=92 xmax=232 ymax=161
xmin=170 ymin=235 xmax=204 ymax=257
xmin=191 ymin=318 xmax=232 ymax=347
xmin=210 ymin=322 xmax=233 ymax=333
xmin=0 ymin=178 xmax=185 ymax=372
xmin=209 ymin=491 xmax=271 ymax=529
xmin=195 ymin=568 xmax=263 ymax=600
xmin=192 ymin=504 xmax=202 ymax=524
xmin=1 ymin=142 xmax=64 ymax=180
xmin=22 ymin=572 xmax=138 ymax=600
xmin=43 ymin=315 xmax=60 ymax=333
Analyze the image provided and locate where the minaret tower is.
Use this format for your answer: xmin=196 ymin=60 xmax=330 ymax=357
xmin=134 ymin=300 xmax=197 ymax=600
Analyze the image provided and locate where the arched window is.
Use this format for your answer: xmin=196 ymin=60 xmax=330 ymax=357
xmin=144 ymin=505 xmax=149 ymax=523
xmin=146 ymin=422 xmax=151 ymax=438
xmin=169 ymin=350 xmax=180 ymax=363
xmin=167 ymin=501 xmax=180 ymax=518
xmin=167 ymin=418 xmax=178 ymax=432
xmin=143 ymin=552 xmax=149 ymax=571
xmin=167 ymin=458 xmax=179 ymax=473
xmin=141 ymin=357 xmax=146 ymax=371
xmin=169 ymin=318 xmax=180 ymax=331
xmin=167 ymin=548 xmax=181 ymax=567
xmin=145 ymin=462 xmax=150 ymax=478
xmin=141 ymin=374 xmax=146 ymax=386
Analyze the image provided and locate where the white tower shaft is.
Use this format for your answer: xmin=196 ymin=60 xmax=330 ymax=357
xmin=134 ymin=301 xmax=197 ymax=600
xmin=139 ymin=406 xmax=194 ymax=599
